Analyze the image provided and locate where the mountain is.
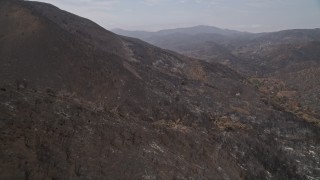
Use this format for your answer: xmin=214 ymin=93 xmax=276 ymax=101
xmin=112 ymin=25 xmax=250 ymax=48
xmin=113 ymin=25 xmax=249 ymax=37
xmin=113 ymin=27 xmax=320 ymax=126
xmin=112 ymin=26 xmax=253 ymax=61
xmin=1 ymin=0 xmax=319 ymax=179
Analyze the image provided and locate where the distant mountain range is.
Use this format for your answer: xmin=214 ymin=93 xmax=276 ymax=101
xmin=1 ymin=1 xmax=319 ymax=179
xmin=113 ymin=25 xmax=249 ymax=38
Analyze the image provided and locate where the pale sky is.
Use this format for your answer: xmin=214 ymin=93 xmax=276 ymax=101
xmin=32 ymin=0 xmax=320 ymax=32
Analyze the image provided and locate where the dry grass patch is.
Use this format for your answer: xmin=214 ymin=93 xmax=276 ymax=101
xmin=215 ymin=116 xmax=249 ymax=131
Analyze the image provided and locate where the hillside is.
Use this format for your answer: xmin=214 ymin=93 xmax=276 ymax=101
xmin=1 ymin=0 xmax=319 ymax=179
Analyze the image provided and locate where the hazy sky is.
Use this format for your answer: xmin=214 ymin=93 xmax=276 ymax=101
xmin=33 ymin=0 xmax=320 ymax=32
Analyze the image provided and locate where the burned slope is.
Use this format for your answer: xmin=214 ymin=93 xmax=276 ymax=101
xmin=0 ymin=0 xmax=319 ymax=179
